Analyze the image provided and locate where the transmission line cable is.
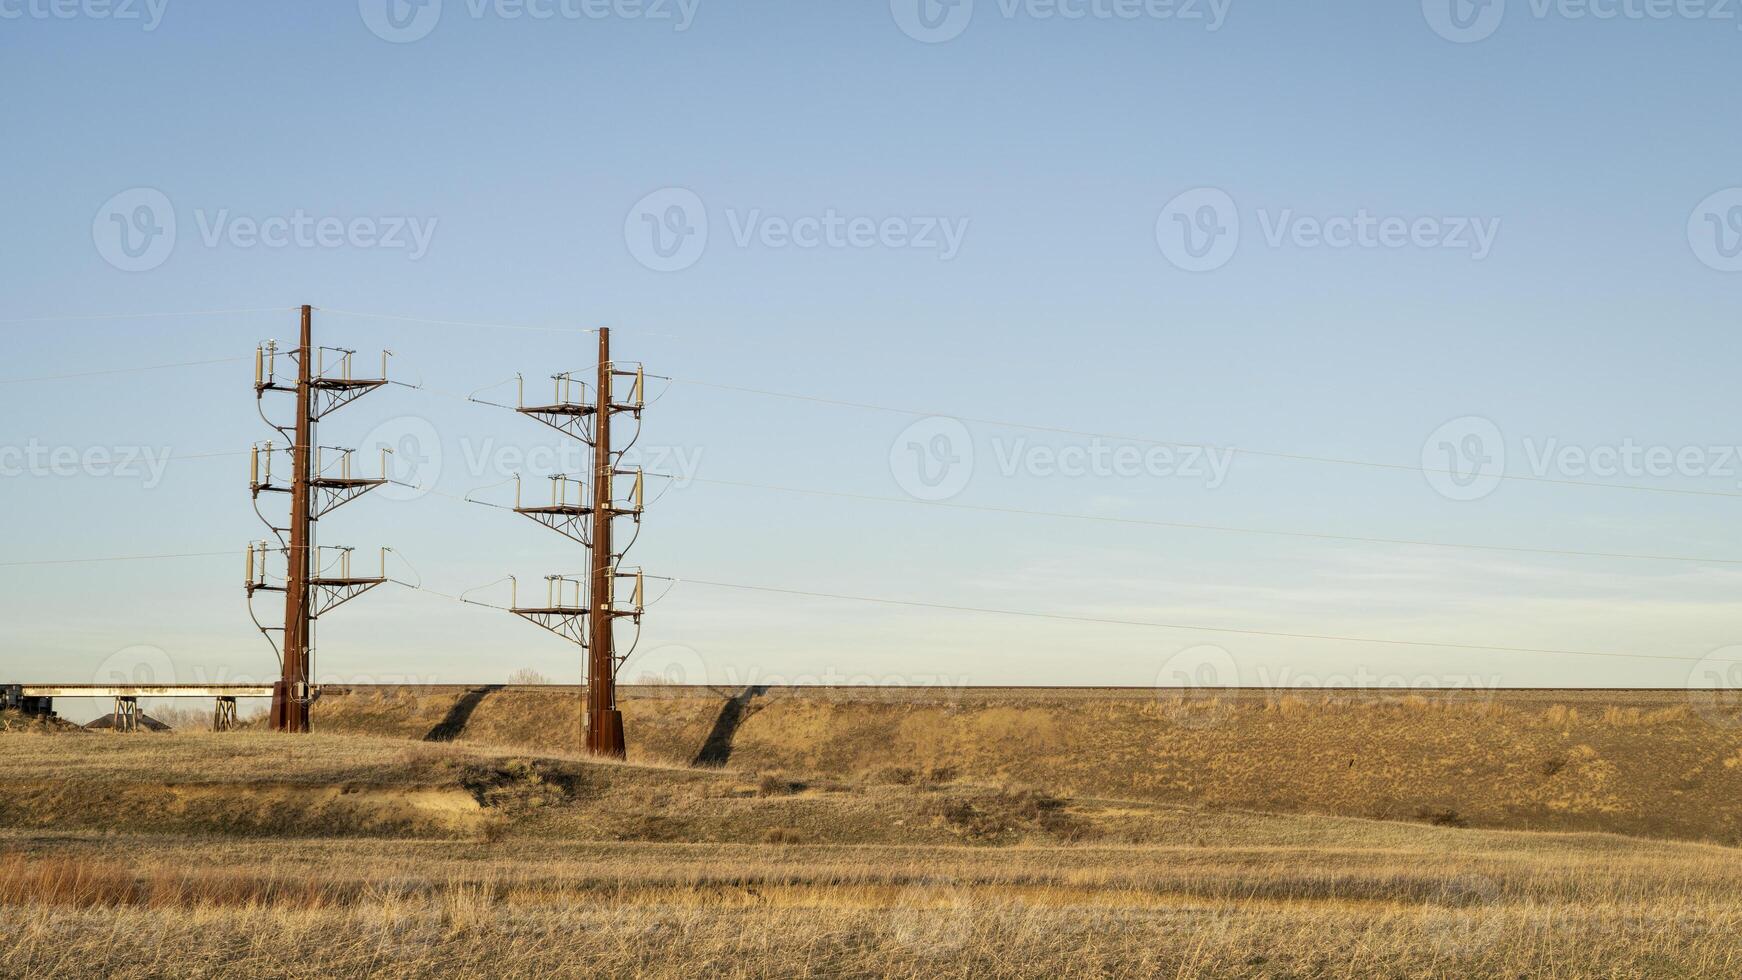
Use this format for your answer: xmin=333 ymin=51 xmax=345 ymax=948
xmin=664 ymin=577 xmax=1742 ymax=668
xmin=649 ymin=474 xmax=1742 ymax=566
xmin=664 ymin=378 xmax=1742 ymax=499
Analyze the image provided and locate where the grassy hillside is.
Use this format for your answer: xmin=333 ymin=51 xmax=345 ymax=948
xmin=311 ymin=686 xmax=1742 ymax=844
xmin=4 ymin=729 xmax=1742 ymax=978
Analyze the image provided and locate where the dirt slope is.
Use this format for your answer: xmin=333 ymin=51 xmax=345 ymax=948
xmin=312 ymin=686 xmax=1742 ymax=844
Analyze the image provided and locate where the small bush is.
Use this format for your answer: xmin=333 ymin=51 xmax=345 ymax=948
xmin=932 ymin=789 xmax=1093 ymax=844
xmin=1416 ymin=807 xmax=1467 ymax=828
xmin=757 ymin=774 xmax=803 ymax=797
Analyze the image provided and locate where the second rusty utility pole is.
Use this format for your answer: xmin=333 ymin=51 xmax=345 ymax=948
xmin=587 ymin=326 xmax=625 ymax=757
xmin=507 ymin=325 xmax=646 ymax=758
xmin=273 ymin=307 xmax=316 ymax=732
xmin=251 ymin=305 xmax=392 ymax=732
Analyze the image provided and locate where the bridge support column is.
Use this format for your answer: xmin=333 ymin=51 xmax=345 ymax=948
xmin=213 ymin=696 xmax=238 ymax=732
xmin=112 ymin=696 xmax=139 ymax=733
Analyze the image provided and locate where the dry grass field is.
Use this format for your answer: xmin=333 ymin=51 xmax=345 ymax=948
xmin=3 ymin=716 xmax=1742 ymax=978
xmin=317 ymin=685 xmax=1742 ymax=843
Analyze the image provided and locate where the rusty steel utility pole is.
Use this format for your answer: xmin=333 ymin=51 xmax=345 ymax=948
xmin=587 ymin=327 xmax=624 ymax=756
xmin=275 ymin=307 xmax=315 ymax=731
xmin=508 ymin=326 xmax=646 ymax=758
xmin=248 ymin=305 xmax=392 ymax=732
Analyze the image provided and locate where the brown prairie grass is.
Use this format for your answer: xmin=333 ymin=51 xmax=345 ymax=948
xmin=7 ymin=719 xmax=1742 ymax=977
xmin=4 ymin=838 xmax=1742 ymax=978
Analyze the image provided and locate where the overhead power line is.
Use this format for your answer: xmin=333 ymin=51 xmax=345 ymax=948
xmin=391 ymin=567 xmax=1742 ymax=669
xmin=0 ymin=307 xmax=292 ymax=325
xmin=389 ymin=578 xmax=511 ymax=611
xmin=669 ymin=577 xmax=1742 ymax=668
xmin=0 ymin=550 xmax=234 ymax=568
xmin=316 ymin=308 xmax=599 ymax=335
xmin=657 ymin=475 xmax=1742 ymax=566
xmin=666 ymin=378 xmax=1742 ymax=500
xmin=0 ymin=356 xmax=249 ymax=385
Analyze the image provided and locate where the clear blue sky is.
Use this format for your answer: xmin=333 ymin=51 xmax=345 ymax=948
xmin=4 ymin=1 xmax=1741 ymax=718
